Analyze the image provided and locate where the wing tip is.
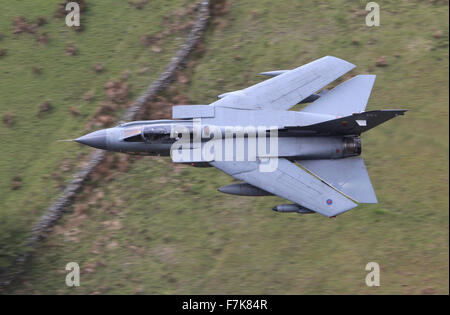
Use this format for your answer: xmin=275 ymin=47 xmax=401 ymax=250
xmin=324 ymin=55 xmax=356 ymax=70
xmin=329 ymin=201 xmax=359 ymax=217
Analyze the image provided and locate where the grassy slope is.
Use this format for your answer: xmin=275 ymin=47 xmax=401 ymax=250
xmin=0 ymin=0 xmax=190 ymax=269
xmin=7 ymin=0 xmax=450 ymax=294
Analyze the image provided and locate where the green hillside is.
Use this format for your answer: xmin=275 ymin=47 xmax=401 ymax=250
xmin=0 ymin=0 xmax=193 ymax=271
xmin=3 ymin=0 xmax=449 ymax=294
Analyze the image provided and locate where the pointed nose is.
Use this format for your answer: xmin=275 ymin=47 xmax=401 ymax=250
xmin=75 ymin=129 xmax=107 ymax=150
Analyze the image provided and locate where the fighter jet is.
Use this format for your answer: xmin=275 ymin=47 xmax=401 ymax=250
xmin=74 ymin=56 xmax=406 ymax=217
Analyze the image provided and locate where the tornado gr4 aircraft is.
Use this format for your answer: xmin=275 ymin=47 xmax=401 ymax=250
xmin=74 ymin=56 xmax=406 ymax=217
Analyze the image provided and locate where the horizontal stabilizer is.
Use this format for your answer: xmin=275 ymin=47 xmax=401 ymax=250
xmin=283 ymin=109 xmax=407 ymax=136
xmin=297 ymin=157 xmax=377 ymax=203
xmin=302 ymin=75 xmax=376 ymax=116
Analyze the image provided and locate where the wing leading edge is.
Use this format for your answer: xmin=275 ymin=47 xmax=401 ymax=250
xmin=211 ymin=158 xmax=357 ymax=217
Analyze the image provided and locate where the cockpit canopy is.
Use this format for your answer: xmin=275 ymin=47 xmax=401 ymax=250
xmin=122 ymin=125 xmax=173 ymax=143
xmin=142 ymin=125 xmax=172 ymax=142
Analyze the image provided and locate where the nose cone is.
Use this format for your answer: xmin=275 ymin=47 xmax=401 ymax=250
xmin=75 ymin=129 xmax=107 ymax=150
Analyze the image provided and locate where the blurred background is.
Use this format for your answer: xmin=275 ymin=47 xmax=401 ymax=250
xmin=0 ymin=0 xmax=448 ymax=294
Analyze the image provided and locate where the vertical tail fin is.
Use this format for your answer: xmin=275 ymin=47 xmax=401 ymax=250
xmin=297 ymin=157 xmax=378 ymax=204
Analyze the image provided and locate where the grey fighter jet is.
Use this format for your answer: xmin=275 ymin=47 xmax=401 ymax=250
xmin=74 ymin=56 xmax=406 ymax=217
